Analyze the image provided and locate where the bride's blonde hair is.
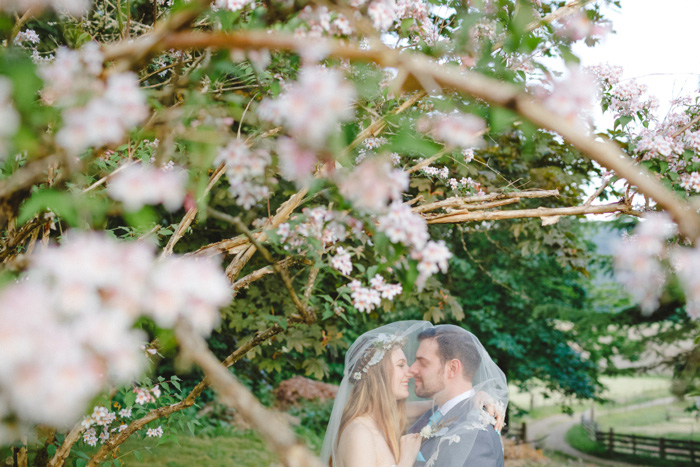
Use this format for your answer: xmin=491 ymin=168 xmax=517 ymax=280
xmin=336 ymin=344 xmax=406 ymax=462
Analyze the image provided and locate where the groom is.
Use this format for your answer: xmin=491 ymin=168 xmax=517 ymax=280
xmin=407 ymin=325 xmax=505 ymax=467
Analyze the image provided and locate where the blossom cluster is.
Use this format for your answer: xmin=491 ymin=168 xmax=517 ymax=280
xmin=212 ymin=0 xmax=254 ymax=12
xmin=330 ymin=247 xmax=353 ymax=275
xmin=107 ymin=163 xmax=188 ymax=212
xmin=339 ymin=157 xmax=408 ymax=212
xmin=1 ymin=0 xmax=90 ymax=15
xmin=613 ymin=214 xmax=675 ymax=314
xmin=538 ymin=65 xmax=599 ymax=126
xmin=258 ymin=67 xmax=356 ymax=149
xmin=615 ymin=213 xmax=700 ymax=320
xmin=0 ymin=231 xmax=231 ymax=442
xmin=297 ymin=6 xmax=353 ymax=37
xmin=418 ymin=112 xmax=486 ymax=148
xmin=39 ymin=44 xmax=148 ymax=155
xmin=354 ymin=137 xmax=400 ymax=167
xmin=555 ymin=12 xmax=610 ymax=42
xmin=215 ymin=140 xmax=271 ymax=209
xmin=419 ymin=157 xmax=482 ymax=195
xmin=0 ymin=77 xmax=19 ymax=161
xmin=276 ymin=137 xmax=318 ymax=186
xmin=672 ymin=246 xmax=700 ymax=320
xmin=348 ymin=275 xmax=402 ymax=313
xmin=277 ymin=207 xmax=360 ymax=253
xmin=377 ymin=202 xmax=452 ymax=289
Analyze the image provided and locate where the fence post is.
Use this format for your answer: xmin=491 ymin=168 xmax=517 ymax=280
xmin=521 ymin=422 xmax=527 ymax=444
xmin=632 ymin=434 xmax=636 ymax=455
xmin=691 ymin=441 xmax=695 ymax=465
xmin=660 ymin=437 xmax=665 ymax=460
xmin=608 ymin=428 xmax=614 ymax=453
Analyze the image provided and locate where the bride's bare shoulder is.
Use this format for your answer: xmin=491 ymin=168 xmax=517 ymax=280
xmin=339 ymin=417 xmax=378 ymax=445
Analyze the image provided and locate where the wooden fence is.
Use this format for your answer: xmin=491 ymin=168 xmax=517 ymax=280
xmin=506 ymin=423 xmax=527 ymax=444
xmin=583 ymin=420 xmax=700 ymax=464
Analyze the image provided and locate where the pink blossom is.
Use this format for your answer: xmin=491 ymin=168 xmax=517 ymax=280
xmin=586 ymin=63 xmax=623 ymax=88
xmin=339 ymin=158 xmax=408 ymax=212
xmin=413 ymin=240 xmax=452 ymax=289
xmin=107 ymin=163 xmax=187 ymax=212
xmin=540 ymin=65 xmax=599 ymax=125
xmin=13 ymin=29 xmax=40 ymax=44
xmin=614 ymin=214 xmax=676 ymax=314
xmin=462 ymin=148 xmax=475 ymax=163
xmin=421 ymin=113 xmax=486 ymax=148
xmin=672 ymin=246 xmax=700 ymax=320
xmin=330 ymin=247 xmax=353 ymax=275
xmin=1 ymin=0 xmax=91 ymax=14
xmin=377 ymin=202 xmax=429 ymax=250
xmin=368 ymin=0 xmax=397 ymax=31
xmin=351 ymin=285 xmax=382 ymax=313
xmin=276 ymin=137 xmax=318 ymax=186
xmin=213 ymin=0 xmax=253 ymax=11
xmin=215 ymin=140 xmax=271 ymax=208
xmin=258 ymin=67 xmax=356 ymax=148
xmin=146 ymin=426 xmax=164 ymax=437
xmin=555 ymin=12 xmax=610 ymax=42
xmin=0 ymin=77 xmax=19 ymax=160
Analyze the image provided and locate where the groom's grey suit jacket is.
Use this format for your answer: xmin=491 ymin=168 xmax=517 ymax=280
xmin=407 ymin=397 xmax=504 ymax=467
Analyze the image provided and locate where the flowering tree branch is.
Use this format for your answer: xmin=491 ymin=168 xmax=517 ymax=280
xmin=175 ymin=321 xmax=324 ymax=467
xmin=47 ymin=422 xmax=84 ymax=467
xmin=148 ymin=30 xmax=700 ymax=240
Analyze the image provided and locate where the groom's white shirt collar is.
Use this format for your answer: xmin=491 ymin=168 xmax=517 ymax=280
xmin=438 ymin=388 xmax=475 ymax=415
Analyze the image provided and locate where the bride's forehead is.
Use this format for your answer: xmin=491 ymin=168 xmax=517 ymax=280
xmin=390 ymin=347 xmax=407 ymax=361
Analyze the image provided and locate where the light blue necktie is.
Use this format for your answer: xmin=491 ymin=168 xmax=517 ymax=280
xmin=416 ymin=409 xmax=443 ymax=462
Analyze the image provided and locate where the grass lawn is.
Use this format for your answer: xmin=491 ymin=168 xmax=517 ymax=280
xmin=114 ymin=430 xmax=279 ymax=467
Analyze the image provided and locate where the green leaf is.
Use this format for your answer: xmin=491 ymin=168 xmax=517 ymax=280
xmin=490 ymin=107 xmax=517 ymax=133
xmin=366 ymin=265 xmax=378 ymax=280
xmin=134 ymin=451 xmax=143 ymax=461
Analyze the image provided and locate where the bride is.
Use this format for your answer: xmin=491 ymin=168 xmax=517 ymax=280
xmin=321 ymin=321 xmax=429 ymax=467
xmin=321 ymin=321 xmax=507 ymax=467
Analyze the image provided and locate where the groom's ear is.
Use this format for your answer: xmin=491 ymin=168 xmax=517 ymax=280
xmin=447 ymin=359 xmax=462 ymax=379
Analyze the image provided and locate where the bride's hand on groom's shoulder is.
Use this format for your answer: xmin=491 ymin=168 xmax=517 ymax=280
xmin=475 ymin=391 xmax=505 ymax=433
xmin=397 ymin=433 xmax=422 ymax=467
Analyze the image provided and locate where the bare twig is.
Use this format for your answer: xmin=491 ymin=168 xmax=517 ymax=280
xmin=412 ymin=190 xmax=559 ymax=213
xmin=208 ymin=208 xmax=316 ymax=324
xmin=584 ymin=175 xmax=612 ymax=206
xmin=425 ymin=201 xmax=637 ymax=224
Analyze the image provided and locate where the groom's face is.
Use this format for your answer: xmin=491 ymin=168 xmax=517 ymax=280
xmin=409 ymin=338 xmax=446 ymax=398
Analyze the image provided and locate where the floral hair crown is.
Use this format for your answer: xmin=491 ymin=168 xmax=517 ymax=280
xmin=350 ymin=333 xmax=407 ymax=382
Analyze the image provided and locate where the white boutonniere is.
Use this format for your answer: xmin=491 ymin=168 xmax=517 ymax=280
xmin=419 ymin=417 xmax=455 ymax=439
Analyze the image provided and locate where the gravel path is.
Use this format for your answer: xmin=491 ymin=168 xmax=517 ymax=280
xmin=526 ymin=397 xmax=676 ymax=466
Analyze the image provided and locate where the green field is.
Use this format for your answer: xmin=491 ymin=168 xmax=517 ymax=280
xmin=510 ymin=375 xmax=673 ymax=420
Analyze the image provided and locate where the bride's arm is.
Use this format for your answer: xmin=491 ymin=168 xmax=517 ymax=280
xmin=406 ymin=400 xmax=433 ymax=419
xmin=336 ymin=423 xmax=377 ymax=467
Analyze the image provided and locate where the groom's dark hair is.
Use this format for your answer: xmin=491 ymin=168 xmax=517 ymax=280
xmin=417 ymin=326 xmax=482 ymax=381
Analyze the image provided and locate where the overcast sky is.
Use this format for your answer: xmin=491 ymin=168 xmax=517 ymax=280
xmin=574 ymin=0 xmax=700 ymax=114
